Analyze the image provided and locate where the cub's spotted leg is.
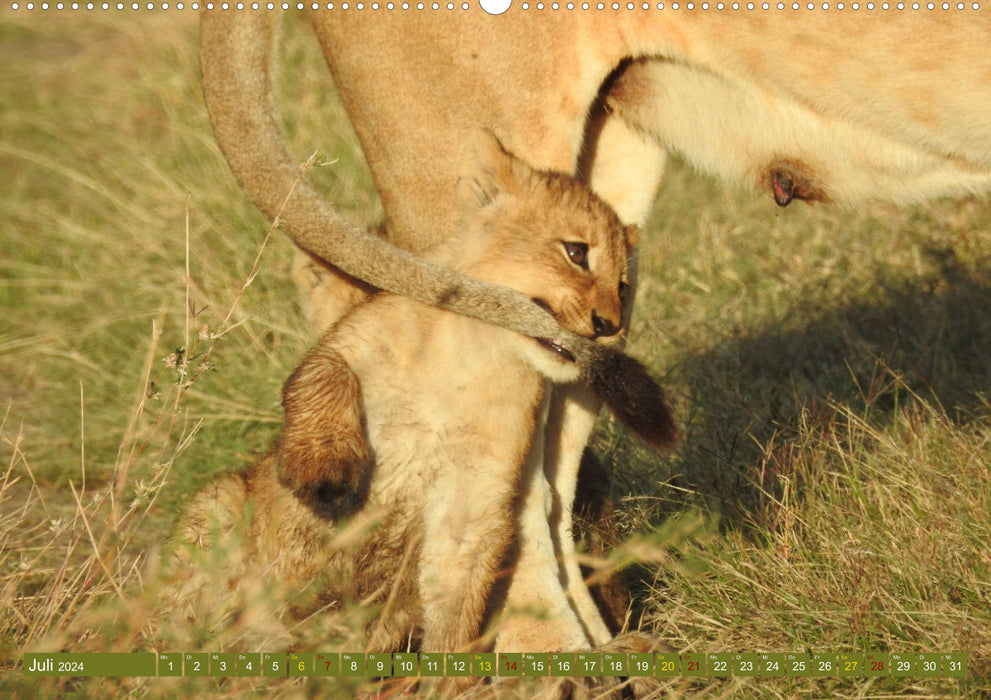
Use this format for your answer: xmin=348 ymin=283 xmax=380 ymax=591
xmin=278 ymin=340 xmax=369 ymax=508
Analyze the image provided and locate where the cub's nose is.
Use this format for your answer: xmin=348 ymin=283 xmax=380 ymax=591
xmin=591 ymin=311 xmax=621 ymax=339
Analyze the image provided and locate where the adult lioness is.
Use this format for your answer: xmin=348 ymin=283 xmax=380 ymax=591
xmin=176 ymin=133 xmax=650 ymax=661
xmin=199 ymin=9 xmax=991 ymax=649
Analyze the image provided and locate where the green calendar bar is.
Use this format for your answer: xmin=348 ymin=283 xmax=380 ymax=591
xmin=760 ymin=653 xmax=785 ymax=677
xmin=418 ymin=653 xmax=444 ymax=677
xmin=577 ymin=652 xmax=601 ymax=678
xmin=315 ymin=652 xmax=339 ymax=677
xmin=918 ymin=653 xmax=941 ymax=678
xmin=811 ymin=652 xmax=836 ymax=677
xmin=210 ymin=653 xmax=236 ymax=677
xmin=393 ymin=652 xmax=418 ymax=677
xmin=366 ymin=652 xmax=392 ymax=677
xmin=550 ymin=652 xmax=575 ymax=677
xmin=838 ymin=652 xmax=864 ymax=678
xmin=157 ymin=652 xmax=182 ymax=677
xmin=262 ymin=652 xmax=286 ymax=677
xmin=891 ymin=652 xmax=914 ymax=677
xmin=943 ymin=653 xmax=967 ymax=678
xmin=23 ymin=653 xmax=156 ymax=677
xmin=341 ymin=652 xmax=365 ymax=677
xmin=236 ymin=652 xmax=261 ymax=677
xmin=708 ymin=653 xmax=732 ymax=678
xmin=287 ymin=652 xmax=314 ymax=677
xmin=627 ymin=652 xmax=654 ymax=676
xmin=602 ymin=652 xmax=627 ymax=677
xmin=864 ymin=652 xmax=888 ymax=677
xmin=681 ymin=652 xmax=705 ymax=677
xmin=471 ymin=652 xmax=497 ymax=677
xmin=785 ymin=652 xmax=810 ymax=676
xmin=734 ymin=653 xmax=759 ymax=677
xmin=655 ymin=652 xmax=680 ymax=677
xmin=19 ymin=650 xmax=967 ymax=678
xmin=499 ymin=653 xmax=523 ymax=677
xmin=184 ymin=652 xmax=208 ymax=677
xmin=445 ymin=653 xmax=470 ymax=677
xmin=523 ymin=652 xmax=548 ymax=677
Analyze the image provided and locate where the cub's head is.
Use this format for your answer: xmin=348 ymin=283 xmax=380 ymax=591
xmin=456 ymin=132 xmax=639 ymax=381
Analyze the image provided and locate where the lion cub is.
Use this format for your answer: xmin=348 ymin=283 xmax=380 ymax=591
xmin=174 ymin=134 xmax=639 ymax=654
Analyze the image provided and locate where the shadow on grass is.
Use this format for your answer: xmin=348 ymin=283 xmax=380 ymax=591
xmin=653 ymin=243 xmax=991 ymax=528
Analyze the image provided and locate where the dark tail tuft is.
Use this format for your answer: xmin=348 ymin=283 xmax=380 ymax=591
xmin=585 ymin=346 xmax=679 ymax=452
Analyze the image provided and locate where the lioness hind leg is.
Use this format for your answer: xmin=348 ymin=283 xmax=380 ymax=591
xmin=579 ymin=96 xmax=667 ymax=228
xmin=279 ymin=340 xmax=370 ymax=506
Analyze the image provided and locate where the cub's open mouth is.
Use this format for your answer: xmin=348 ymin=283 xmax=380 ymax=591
xmin=536 ymin=337 xmax=576 ymax=363
xmin=530 ymin=297 xmax=577 ymax=362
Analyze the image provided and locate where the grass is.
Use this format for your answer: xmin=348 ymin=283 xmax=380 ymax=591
xmin=2 ymin=9 xmax=989 ymax=699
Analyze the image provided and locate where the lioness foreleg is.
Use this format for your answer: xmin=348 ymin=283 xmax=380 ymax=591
xmin=542 ymin=385 xmax=614 ymax=646
xmin=537 ymin=113 xmax=668 ymax=645
xmin=495 ymin=421 xmax=591 ymax=652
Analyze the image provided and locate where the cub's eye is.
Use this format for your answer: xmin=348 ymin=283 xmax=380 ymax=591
xmin=563 ymin=241 xmax=589 ymax=270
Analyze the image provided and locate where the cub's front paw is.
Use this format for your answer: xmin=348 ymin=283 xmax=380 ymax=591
xmin=279 ymin=343 xmax=370 ymax=509
xmin=277 ymin=430 xmax=369 ymax=504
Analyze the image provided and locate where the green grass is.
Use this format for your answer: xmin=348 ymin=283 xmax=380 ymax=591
xmin=2 ymin=11 xmax=989 ymax=699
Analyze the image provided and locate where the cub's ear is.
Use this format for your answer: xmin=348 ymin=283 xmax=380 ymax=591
xmin=456 ymin=173 xmax=498 ymax=211
xmin=457 ymin=129 xmax=531 ymax=210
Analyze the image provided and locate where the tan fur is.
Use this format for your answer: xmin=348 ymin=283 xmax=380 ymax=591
xmin=199 ymin=13 xmax=621 ymax=381
xmin=198 ymin=10 xmax=991 ymax=653
xmin=174 ymin=136 xmax=637 ymax=663
xmin=606 ymin=57 xmax=991 ymax=207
